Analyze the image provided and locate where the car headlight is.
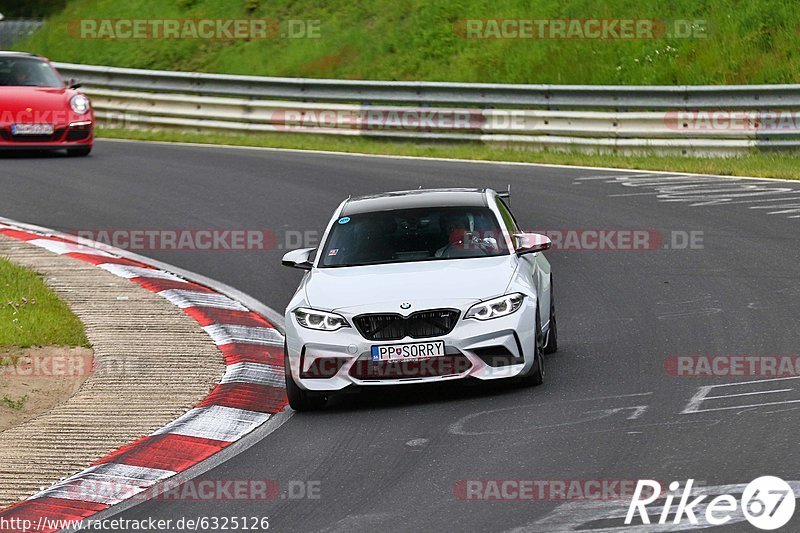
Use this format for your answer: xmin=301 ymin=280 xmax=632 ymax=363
xmin=70 ymin=94 xmax=91 ymax=114
xmin=293 ymin=307 xmax=349 ymax=331
xmin=465 ymin=293 xmax=525 ymax=321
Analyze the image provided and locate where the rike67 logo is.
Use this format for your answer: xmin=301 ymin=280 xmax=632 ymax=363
xmin=626 ymin=477 xmax=796 ymax=530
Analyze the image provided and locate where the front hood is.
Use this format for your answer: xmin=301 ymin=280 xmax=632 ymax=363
xmin=304 ymin=255 xmax=518 ymax=312
xmin=0 ymin=87 xmax=74 ymax=124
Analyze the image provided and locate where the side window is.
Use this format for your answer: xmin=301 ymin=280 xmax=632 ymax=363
xmin=495 ymin=196 xmax=519 ymax=235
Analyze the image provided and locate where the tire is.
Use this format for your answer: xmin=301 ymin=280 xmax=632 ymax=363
xmin=544 ymin=278 xmax=558 ymax=355
xmin=284 ymin=343 xmax=326 ymax=411
xmin=519 ymin=312 xmax=545 ymax=386
xmin=66 ymin=146 xmax=92 ymax=157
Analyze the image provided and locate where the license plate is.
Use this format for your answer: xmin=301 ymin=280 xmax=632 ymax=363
xmin=11 ymin=123 xmax=54 ymax=135
xmin=371 ymin=341 xmax=445 ymax=362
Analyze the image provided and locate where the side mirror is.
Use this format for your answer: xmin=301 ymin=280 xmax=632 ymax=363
xmin=513 ymin=233 xmax=551 ymax=255
xmin=282 ymin=247 xmax=316 ymax=270
xmin=67 ymin=78 xmax=83 ymax=89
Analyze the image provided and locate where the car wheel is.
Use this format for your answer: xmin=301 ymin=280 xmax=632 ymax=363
xmin=66 ymin=147 xmax=92 ymax=157
xmin=284 ymin=343 xmax=326 ymax=411
xmin=519 ymin=312 xmax=545 ymax=386
xmin=544 ymin=278 xmax=558 ymax=354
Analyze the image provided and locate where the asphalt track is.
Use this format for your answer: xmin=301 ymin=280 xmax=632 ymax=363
xmin=2 ymin=140 xmax=799 ymax=532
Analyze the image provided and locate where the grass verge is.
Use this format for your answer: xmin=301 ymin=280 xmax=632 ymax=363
xmin=14 ymin=0 xmax=800 ymax=85
xmin=0 ymin=257 xmax=90 ymax=348
xmin=99 ymin=127 xmax=800 ymax=181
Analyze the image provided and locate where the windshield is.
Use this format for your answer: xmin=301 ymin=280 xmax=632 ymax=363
xmin=0 ymin=57 xmax=63 ymax=88
xmin=320 ymin=206 xmax=509 ymax=268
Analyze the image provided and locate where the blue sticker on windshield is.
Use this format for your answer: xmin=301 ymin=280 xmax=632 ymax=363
xmin=338 ymin=217 xmax=351 ymax=224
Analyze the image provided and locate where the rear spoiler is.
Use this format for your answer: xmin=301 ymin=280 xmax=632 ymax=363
xmin=497 ymin=185 xmax=511 ymax=206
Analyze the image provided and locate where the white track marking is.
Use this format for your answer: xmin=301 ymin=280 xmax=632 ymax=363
xmin=613 ymin=179 xmax=731 ymax=188
xmin=705 ymin=375 xmax=800 ymax=387
xmin=750 ymin=202 xmax=800 ymax=216
xmin=152 ymin=405 xmax=271 ymax=442
xmin=585 ymin=173 xmax=800 ymax=218
xmin=682 ymin=386 xmax=713 ymax=415
xmin=682 ymin=377 xmax=800 ymax=414
xmin=626 ymin=406 xmax=648 ymax=420
xmin=704 ymin=389 xmax=793 ymax=400
xmin=714 ymin=195 xmax=800 ymax=206
xmin=583 ymin=406 xmax=649 ymax=420
xmin=32 ymin=464 xmax=175 ymax=505
xmin=562 ymin=419 xmax=722 ymax=440
xmin=449 ymin=394 xmax=652 ymax=436
xmin=99 ymin=263 xmax=188 ymax=281
xmin=221 ymin=361 xmax=284 ymax=387
xmin=159 ymin=289 xmax=249 ymax=311
xmin=203 ymin=323 xmax=284 ymax=346
xmin=27 ymin=238 xmax=116 ymax=257
xmin=574 ymin=173 xmax=669 ymax=181
xmin=656 ymin=308 xmax=722 ymax=320
xmin=608 ymin=192 xmax=664 ymax=197
xmin=684 ymin=399 xmax=800 ymax=414
xmin=506 ymin=481 xmax=800 ymax=533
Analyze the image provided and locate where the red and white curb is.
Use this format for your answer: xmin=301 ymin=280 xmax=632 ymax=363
xmin=0 ymin=223 xmax=288 ymax=532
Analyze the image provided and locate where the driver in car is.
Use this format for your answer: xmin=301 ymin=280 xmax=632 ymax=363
xmin=435 ymin=214 xmax=472 ymax=257
xmin=11 ymin=62 xmax=33 ymax=86
xmin=435 ymin=213 xmax=502 ymax=257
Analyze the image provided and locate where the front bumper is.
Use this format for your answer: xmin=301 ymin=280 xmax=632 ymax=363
xmin=0 ymin=121 xmax=93 ymax=150
xmin=285 ymin=302 xmax=538 ymax=392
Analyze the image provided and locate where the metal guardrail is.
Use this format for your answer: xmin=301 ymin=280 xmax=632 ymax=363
xmin=52 ymin=62 xmax=800 ymax=156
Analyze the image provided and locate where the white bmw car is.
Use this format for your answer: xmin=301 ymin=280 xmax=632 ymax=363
xmin=281 ymin=188 xmax=557 ymax=410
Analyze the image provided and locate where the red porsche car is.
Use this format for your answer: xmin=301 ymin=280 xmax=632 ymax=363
xmin=0 ymin=52 xmax=93 ymax=156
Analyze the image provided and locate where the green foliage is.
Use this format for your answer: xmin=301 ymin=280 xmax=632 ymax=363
xmin=0 ymin=258 xmax=90 ymax=348
xmin=0 ymin=0 xmax=67 ymax=18
xmin=12 ymin=0 xmax=800 ymax=84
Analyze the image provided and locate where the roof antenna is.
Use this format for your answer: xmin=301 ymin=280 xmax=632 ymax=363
xmin=497 ymin=184 xmax=511 ymax=207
